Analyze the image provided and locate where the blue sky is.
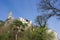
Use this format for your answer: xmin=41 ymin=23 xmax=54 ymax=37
xmin=0 ymin=0 xmax=60 ymax=38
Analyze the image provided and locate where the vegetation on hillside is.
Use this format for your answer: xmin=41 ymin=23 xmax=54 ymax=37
xmin=0 ymin=20 xmax=5 ymax=27
xmin=0 ymin=15 xmax=56 ymax=40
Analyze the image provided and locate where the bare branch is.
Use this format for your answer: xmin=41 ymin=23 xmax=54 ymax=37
xmin=38 ymin=0 xmax=60 ymax=18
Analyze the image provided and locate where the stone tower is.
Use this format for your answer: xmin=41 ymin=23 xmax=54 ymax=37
xmin=5 ymin=11 xmax=14 ymax=26
xmin=7 ymin=11 xmax=14 ymax=19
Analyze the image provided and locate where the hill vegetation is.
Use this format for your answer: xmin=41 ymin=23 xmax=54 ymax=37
xmin=0 ymin=16 xmax=57 ymax=40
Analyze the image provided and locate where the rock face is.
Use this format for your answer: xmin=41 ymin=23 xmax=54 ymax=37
xmin=47 ymin=29 xmax=58 ymax=40
xmin=18 ymin=17 xmax=32 ymax=26
xmin=17 ymin=17 xmax=32 ymax=30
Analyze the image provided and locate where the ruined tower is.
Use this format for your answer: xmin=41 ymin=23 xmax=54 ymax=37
xmin=5 ymin=11 xmax=14 ymax=26
xmin=7 ymin=11 xmax=14 ymax=19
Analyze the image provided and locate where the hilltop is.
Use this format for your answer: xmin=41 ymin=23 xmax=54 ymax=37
xmin=0 ymin=11 xmax=59 ymax=40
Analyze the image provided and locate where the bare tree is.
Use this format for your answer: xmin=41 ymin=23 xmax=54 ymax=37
xmin=38 ymin=0 xmax=60 ymax=18
xmin=36 ymin=14 xmax=51 ymax=27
